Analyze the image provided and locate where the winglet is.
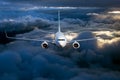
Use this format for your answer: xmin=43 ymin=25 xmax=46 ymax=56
xmin=58 ymin=11 xmax=61 ymax=32
xmin=4 ymin=31 xmax=9 ymax=38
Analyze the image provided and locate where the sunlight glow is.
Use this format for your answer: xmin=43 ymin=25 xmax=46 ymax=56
xmin=93 ymin=31 xmax=114 ymax=37
xmin=45 ymin=32 xmax=78 ymax=41
xmin=108 ymin=11 xmax=120 ymax=14
xmin=97 ymin=38 xmax=120 ymax=48
xmin=65 ymin=33 xmax=78 ymax=41
xmin=94 ymin=31 xmax=120 ymax=48
xmin=112 ymin=15 xmax=120 ymax=20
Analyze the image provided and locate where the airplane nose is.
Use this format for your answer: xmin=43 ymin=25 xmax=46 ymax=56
xmin=59 ymin=41 xmax=66 ymax=47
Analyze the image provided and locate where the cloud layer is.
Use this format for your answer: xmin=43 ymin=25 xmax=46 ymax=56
xmin=0 ymin=8 xmax=120 ymax=80
xmin=0 ymin=30 xmax=120 ymax=80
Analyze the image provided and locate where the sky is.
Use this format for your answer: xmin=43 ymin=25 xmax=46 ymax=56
xmin=1 ymin=0 xmax=120 ymax=7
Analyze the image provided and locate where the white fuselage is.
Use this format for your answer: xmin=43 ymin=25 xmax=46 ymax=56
xmin=55 ymin=31 xmax=67 ymax=47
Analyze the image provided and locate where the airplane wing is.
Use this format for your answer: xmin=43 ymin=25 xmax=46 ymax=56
xmin=75 ymin=37 xmax=100 ymax=42
xmin=68 ymin=37 xmax=100 ymax=43
xmin=5 ymin=31 xmax=55 ymax=43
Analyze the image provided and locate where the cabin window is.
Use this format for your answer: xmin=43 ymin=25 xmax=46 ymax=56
xmin=58 ymin=39 xmax=65 ymax=41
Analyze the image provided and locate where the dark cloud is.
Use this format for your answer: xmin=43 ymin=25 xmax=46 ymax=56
xmin=0 ymin=30 xmax=120 ymax=80
xmin=0 ymin=8 xmax=120 ymax=80
xmin=3 ymin=0 xmax=120 ymax=7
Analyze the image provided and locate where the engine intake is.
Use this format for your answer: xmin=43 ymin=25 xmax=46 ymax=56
xmin=41 ymin=41 xmax=48 ymax=49
xmin=72 ymin=41 xmax=80 ymax=49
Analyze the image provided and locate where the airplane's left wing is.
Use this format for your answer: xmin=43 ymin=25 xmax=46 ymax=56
xmin=5 ymin=31 xmax=55 ymax=43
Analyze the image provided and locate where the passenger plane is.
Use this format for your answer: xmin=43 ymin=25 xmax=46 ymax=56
xmin=5 ymin=11 xmax=99 ymax=49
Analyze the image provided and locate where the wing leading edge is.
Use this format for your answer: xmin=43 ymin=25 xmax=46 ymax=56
xmin=5 ymin=31 xmax=54 ymax=43
xmin=68 ymin=37 xmax=100 ymax=43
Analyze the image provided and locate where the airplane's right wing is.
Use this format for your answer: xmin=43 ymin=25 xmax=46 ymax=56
xmin=68 ymin=37 xmax=100 ymax=43
xmin=74 ymin=37 xmax=100 ymax=42
xmin=68 ymin=37 xmax=100 ymax=49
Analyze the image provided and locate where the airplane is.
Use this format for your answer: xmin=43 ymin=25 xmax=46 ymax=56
xmin=5 ymin=11 xmax=100 ymax=49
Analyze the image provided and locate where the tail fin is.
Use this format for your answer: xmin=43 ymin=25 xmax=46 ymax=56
xmin=58 ymin=11 xmax=61 ymax=32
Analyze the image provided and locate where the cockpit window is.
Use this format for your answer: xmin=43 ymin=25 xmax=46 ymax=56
xmin=58 ymin=39 xmax=65 ymax=41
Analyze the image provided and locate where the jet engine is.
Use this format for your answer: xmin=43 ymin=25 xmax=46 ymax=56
xmin=72 ymin=41 xmax=80 ymax=49
xmin=41 ymin=41 xmax=48 ymax=49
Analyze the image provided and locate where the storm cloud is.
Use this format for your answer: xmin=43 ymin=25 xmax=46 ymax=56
xmin=0 ymin=29 xmax=120 ymax=80
xmin=0 ymin=7 xmax=120 ymax=80
xmin=1 ymin=0 xmax=120 ymax=7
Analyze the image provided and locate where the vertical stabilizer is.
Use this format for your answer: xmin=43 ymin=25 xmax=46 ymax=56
xmin=58 ymin=11 xmax=61 ymax=32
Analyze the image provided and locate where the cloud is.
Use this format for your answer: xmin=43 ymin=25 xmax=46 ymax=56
xmin=0 ymin=8 xmax=120 ymax=80
xmin=0 ymin=32 xmax=120 ymax=80
xmin=3 ymin=0 xmax=120 ymax=7
xmin=0 ymin=35 xmax=120 ymax=80
xmin=0 ymin=40 xmax=77 ymax=80
xmin=0 ymin=51 xmax=21 ymax=73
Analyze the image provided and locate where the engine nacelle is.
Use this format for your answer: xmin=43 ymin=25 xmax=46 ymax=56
xmin=41 ymin=41 xmax=48 ymax=49
xmin=72 ymin=41 xmax=80 ymax=49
